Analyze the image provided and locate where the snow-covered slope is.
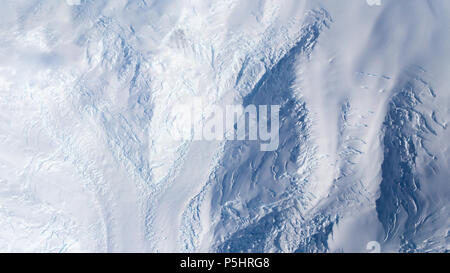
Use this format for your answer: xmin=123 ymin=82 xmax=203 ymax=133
xmin=0 ymin=0 xmax=448 ymax=252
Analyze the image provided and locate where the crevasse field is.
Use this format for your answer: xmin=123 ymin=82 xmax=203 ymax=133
xmin=0 ymin=0 xmax=449 ymax=253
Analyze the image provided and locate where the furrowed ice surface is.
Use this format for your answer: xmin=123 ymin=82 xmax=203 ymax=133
xmin=0 ymin=0 xmax=448 ymax=252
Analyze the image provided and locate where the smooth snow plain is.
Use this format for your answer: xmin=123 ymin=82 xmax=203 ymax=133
xmin=0 ymin=0 xmax=449 ymax=252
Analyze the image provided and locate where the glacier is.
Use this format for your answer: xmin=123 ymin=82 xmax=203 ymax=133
xmin=0 ymin=0 xmax=449 ymax=253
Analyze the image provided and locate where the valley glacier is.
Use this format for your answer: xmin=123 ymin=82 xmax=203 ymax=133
xmin=0 ymin=0 xmax=449 ymax=252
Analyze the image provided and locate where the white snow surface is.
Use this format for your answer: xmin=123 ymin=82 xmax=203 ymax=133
xmin=0 ymin=0 xmax=449 ymax=252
